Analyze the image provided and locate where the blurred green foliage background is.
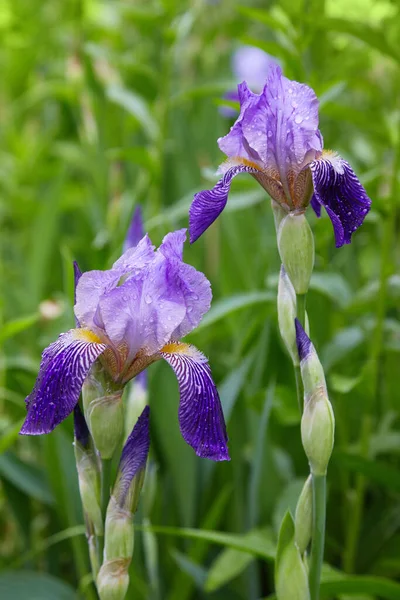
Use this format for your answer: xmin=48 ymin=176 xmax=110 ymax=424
xmin=1 ymin=0 xmax=400 ymax=598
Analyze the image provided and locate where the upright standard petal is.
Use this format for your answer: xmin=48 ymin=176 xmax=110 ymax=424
xmin=161 ymin=342 xmax=229 ymax=461
xmin=310 ymin=152 xmax=371 ymax=247
xmin=114 ymin=405 xmax=150 ymax=508
xmin=123 ymin=205 xmax=145 ymax=252
xmin=73 ymin=261 xmax=82 ymax=328
xmin=189 ymin=162 xmax=261 ymax=243
xmin=20 ymin=329 xmax=106 ymax=435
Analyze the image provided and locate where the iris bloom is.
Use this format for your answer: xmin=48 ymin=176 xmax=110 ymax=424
xmin=20 ymin=229 xmax=229 ymax=462
xmin=190 ymin=65 xmax=371 ymax=247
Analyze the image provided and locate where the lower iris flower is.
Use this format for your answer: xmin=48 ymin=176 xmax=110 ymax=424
xmin=190 ymin=64 xmax=371 ymax=248
xmin=20 ymin=229 xmax=229 ymax=462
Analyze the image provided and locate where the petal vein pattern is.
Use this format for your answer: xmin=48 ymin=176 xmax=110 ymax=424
xmin=161 ymin=343 xmax=230 ymax=461
xmin=21 ymin=329 xmax=106 ymax=435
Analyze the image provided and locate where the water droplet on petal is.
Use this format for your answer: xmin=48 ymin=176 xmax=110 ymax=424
xmin=145 ymin=294 xmax=152 ymax=304
xmin=294 ymin=114 xmax=303 ymax=124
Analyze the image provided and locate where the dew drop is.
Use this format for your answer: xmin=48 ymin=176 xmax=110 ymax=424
xmin=294 ymin=114 xmax=303 ymax=124
xmin=267 ymin=130 xmax=273 ymax=138
xmin=145 ymin=294 xmax=152 ymax=304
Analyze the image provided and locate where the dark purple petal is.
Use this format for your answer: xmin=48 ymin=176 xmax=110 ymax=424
xmin=310 ymin=195 xmax=321 ymax=217
xmin=295 ymin=319 xmax=312 ymax=361
xmin=189 ymin=163 xmax=260 ymax=243
xmin=74 ymin=403 xmax=90 ymax=448
xmin=124 ymin=205 xmax=145 ymax=252
xmin=161 ymin=343 xmax=230 ymax=461
xmin=20 ymin=330 xmax=106 ymax=435
xmin=115 ymin=405 xmax=150 ymax=507
xmin=219 ymin=90 xmax=240 ymax=118
xmin=73 ymin=261 xmax=82 ymax=328
xmin=310 ymin=154 xmax=371 ymax=247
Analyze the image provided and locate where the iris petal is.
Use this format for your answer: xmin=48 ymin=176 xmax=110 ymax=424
xmin=115 ymin=405 xmax=150 ymax=508
xmin=189 ymin=162 xmax=260 ymax=243
xmin=161 ymin=342 xmax=230 ymax=461
xmin=20 ymin=329 xmax=106 ymax=435
xmin=310 ymin=153 xmax=371 ymax=247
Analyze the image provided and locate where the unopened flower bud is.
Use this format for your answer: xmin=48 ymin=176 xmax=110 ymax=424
xmin=97 ymin=558 xmax=130 ymax=600
xmin=104 ymin=497 xmax=134 ymax=561
xmin=296 ymin=321 xmax=335 ymax=476
xmin=295 ymin=320 xmax=326 ymax=399
xmin=73 ymin=406 xmax=103 ymax=534
xmin=295 ymin=475 xmax=312 ymax=555
xmin=82 ymin=366 xmax=124 ymax=459
xmin=277 ymin=213 xmax=314 ymax=295
xmin=275 ymin=511 xmax=310 ymax=600
xmin=278 ymin=267 xmax=310 ymax=366
xmin=301 ymin=389 xmax=335 ymax=476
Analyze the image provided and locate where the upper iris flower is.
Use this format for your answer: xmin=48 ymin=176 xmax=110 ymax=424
xmin=190 ymin=64 xmax=371 ymax=248
xmin=20 ymin=229 xmax=229 ymax=462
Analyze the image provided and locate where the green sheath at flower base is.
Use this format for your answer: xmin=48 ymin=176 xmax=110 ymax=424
xmin=295 ymin=475 xmax=312 ymax=555
xmin=82 ymin=364 xmax=124 ymax=460
xmin=104 ymin=496 xmax=135 ymax=562
xmin=278 ymin=266 xmax=310 ymax=366
xmin=275 ymin=511 xmax=310 ymax=600
xmin=97 ymin=559 xmax=130 ymax=600
xmin=277 ymin=213 xmax=315 ymax=295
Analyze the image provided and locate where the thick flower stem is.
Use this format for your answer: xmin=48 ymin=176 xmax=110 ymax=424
xmin=309 ymin=474 xmax=327 ymax=600
xmin=97 ymin=458 xmax=113 ymax=569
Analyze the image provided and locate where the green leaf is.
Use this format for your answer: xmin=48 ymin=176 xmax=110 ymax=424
xmin=135 ymin=525 xmax=276 ymax=560
xmin=310 ymin=272 xmax=352 ymax=308
xmin=0 ymin=419 xmax=25 ymax=454
xmin=334 ymin=452 xmax=400 ymax=493
xmin=0 ymin=314 xmax=39 ymax=343
xmin=205 ymin=547 xmax=254 ymax=592
xmin=0 ymin=451 xmax=54 ymax=505
xmin=320 ymin=574 xmax=400 ymax=599
xmin=275 ymin=510 xmax=295 ymax=575
xmin=107 ymin=85 xmax=159 ymax=141
xmin=0 ymin=572 xmax=77 ymax=600
xmin=196 ymin=292 xmax=274 ymax=332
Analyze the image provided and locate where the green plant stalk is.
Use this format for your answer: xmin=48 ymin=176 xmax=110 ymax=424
xmin=309 ymin=474 xmax=327 ymax=600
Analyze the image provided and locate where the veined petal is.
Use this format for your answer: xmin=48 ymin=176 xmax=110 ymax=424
xmin=189 ymin=162 xmax=261 ymax=243
xmin=114 ymin=405 xmax=150 ymax=508
xmin=20 ymin=329 xmax=106 ymax=435
xmin=73 ymin=261 xmax=82 ymax=328
xmin=161 ymin=342 xmax=230 ymax=461
xmin=310 ymin=152 xmax=371 ymax=247
xmin=123 ymin=205 xmax=145 ymax=252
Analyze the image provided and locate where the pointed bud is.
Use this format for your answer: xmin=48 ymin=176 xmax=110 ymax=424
xmin=278 ymin=267 xmax=310 ymax=366
xmin=124 ymin=371 xmax=148 ymax=442
xmin=124 ymin=205 xmax=145 ymax=252
xmin=277 ymin=213 xmax=314 ymax=295
xmin=296 ymin=322 xmax=335 ymax=476
xmin=104 ymin=407 xmax=150 ymax=563
xmin=275 ymin=511 xmax=310 ymax=600
xmin=97 ymin=559 xmax=130 ymax=600
xmin=82 ymin=367 xmax=124 ymax=460
xmin=73 ymin=405 xmax=103 ymax=534
xmin=294 ymin=475 xmax=312 ymax=555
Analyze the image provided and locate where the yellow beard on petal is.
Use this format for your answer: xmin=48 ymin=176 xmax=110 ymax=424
xmin=218 ymin=156 xmax=263 ymax=174
xmin=74 ymin=328 xmax=104 ymax=344
xmin=161 ymin=341 xmax=191 ymax=354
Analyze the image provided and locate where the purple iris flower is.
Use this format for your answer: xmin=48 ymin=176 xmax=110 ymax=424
xmin=124 ymin=205 xmax=145 ymax=253
xmin=20 ymin=229 xmax=229 ymax=462
xmin=190 ymin=64 xmax=371 ymax=248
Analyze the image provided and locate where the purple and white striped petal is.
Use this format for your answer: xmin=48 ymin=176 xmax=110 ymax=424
xmin=161 ymin=343 xmax=230 ymax=461
xmin=310 ymin=153 xmax=371 ymax=247
xmin=189 ymin=162 xmax=260 ymax=243
xmin=20 ymin=329 xmax=106 ymax=436
xmin=124 ymin=205 xmax=145 ymax=252
xmin=115 ymin=405 xmax=150 ymax=508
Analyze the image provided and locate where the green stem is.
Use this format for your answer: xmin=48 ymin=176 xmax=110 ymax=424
xmin=309 ymin=474 xmax=327 ymax=600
